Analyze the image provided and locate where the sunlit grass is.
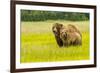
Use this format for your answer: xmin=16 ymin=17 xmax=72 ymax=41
xmin=20 ymin=20 xmax=90 ymax=63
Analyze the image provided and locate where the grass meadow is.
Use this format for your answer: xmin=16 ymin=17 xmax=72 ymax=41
xmin=20 ymin=20 xmax=90 ymax=63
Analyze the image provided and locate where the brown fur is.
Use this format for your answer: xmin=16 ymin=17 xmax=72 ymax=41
xmin=60 ymin=24 xmax=82 ymax=46
xmin=60 ymin=29 xmax=82 ymax=46
xmin=52 ymin=23 xmax=63 ymax=47
xmin=52 ymin=23 xmax=82 ymax=47
xmin=67 ymin=24 xmax=82 ymax=36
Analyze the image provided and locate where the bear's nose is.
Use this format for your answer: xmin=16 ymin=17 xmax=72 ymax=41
xmin=63 ymin=34 xmax=67 ymax=40
xmin=53 ymin=31 xmax=57 ymax=34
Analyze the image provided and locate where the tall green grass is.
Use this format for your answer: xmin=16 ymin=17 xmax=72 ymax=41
xmin=21 ymin=20 xmax=90 ymax=63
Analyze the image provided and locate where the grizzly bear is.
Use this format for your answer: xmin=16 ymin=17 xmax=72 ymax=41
xmin=52 ymin=23 xmax=82 ymax=47
xmin=60 ymin=24 xmax=82 ymax=46
xmin=52 ymin=23 xmax=63 ymax=47
xmin=60 ymin=28 xmax=82 ymax=46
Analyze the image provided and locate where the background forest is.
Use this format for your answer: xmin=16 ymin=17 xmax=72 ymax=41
xmin=21 ymin=10 xmax=89 ymax=21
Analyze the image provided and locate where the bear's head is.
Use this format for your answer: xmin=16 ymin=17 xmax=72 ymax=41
xmin=52 ymin=23 xmax=63 ymax=47
xmin=60 ymin=29 xmax=68 ymax=41
xmin=52 ymin=23 xmax=63 ymax=37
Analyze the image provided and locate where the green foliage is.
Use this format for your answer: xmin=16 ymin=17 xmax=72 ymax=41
xmin=20 ymin=21 xmax=90 ymax=63
xmin=21 ymin=10 xmax=89 ymax=21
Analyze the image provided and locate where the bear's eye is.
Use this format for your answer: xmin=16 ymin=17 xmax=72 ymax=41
xmin=53 ymin=30 xmax=56 ymax=33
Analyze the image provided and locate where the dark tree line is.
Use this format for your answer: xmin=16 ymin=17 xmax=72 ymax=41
xmin=21 ymin=10 xmax=89 ymax=21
